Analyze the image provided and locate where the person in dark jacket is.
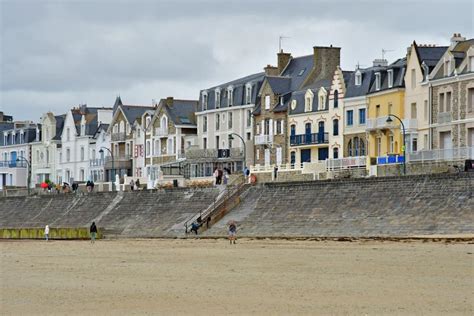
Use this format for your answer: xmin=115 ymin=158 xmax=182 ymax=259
xmin=90 ymin=222 xmax=98 ymax=244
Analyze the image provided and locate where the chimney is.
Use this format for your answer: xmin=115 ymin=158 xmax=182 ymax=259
xmin=312 ymin=46 xmax=341 ymax=81
xmin=277 ymin=50 xmax=292 ymax=74
xmin=450 ymin=33 xmax=466 ymax=47
xmin=79 ymin=104 xmax=87 ymax=114
xmin=264 ymin=64 xmax=279 ymax=76
xmin=373 ymin=59 xmax=388 ymax=67
xmin=166 ymin=97 xmax=174 ymax=107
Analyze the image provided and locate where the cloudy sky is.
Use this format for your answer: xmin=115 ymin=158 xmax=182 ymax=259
xmin=1 ymin=0 xmax=473 ymax=121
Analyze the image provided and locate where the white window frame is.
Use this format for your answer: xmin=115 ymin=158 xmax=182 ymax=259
xmin=202 ymin=91 xmax=208 ymax=110
xmin=265 ymin=95 xmax=271 ymax=110
xmin=227 ymin=86 xmax=234 ymax=107
xmin=245 ymin=83 xmax=252 ymax=104
xmin=355 ymin=70 xmax=362 ymax=86
xmin=387 ymin=69 xmax=394 ymax=88
xmin=375 ymin=73 xmax=381 ymax=90
xmin=304 ymin=89 xmax=314 ymax=112
xmin=215 ymin=89 xmax=221 ymax=108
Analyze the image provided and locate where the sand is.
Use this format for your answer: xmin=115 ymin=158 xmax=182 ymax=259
xmin=1 ymin=239 xmax=473 ymax=315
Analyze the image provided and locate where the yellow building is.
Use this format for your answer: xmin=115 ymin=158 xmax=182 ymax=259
xmin=366 ymin=58 xmax=406 ymax=162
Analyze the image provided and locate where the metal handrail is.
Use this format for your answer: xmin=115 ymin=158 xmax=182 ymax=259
xmin=184 ymin=180 xmax=248 ymax=234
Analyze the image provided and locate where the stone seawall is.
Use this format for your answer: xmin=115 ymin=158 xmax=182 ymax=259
xmin=204 ymin=173 xmax=474 ymax=237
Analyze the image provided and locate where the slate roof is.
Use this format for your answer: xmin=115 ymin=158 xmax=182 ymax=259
xmin=70 ymin=106 xmax=112 ymax=136
xmin=415 ymin=45 xmax=448 ymax=69
xmin=162 ymin=99 xmax=199 ymax=126
xmin=280 ymin=54 xmax=314 ymax=91
xmin=367 ymin=58 xmax=407 ymax=94
xmin=198 ymin=72 xmax=264 ymax=112
xmin=121 ymin=105 xmax=155 ymax=124
xmin=1 ymin=125 xmax=39 ymax=146
xmin=52 ymin=115 xmax=66 ymax=140
xmin=266 ymin=76 xmax=291 ymax=94
xmin=288 ymin=81 xmax=331 ymax=115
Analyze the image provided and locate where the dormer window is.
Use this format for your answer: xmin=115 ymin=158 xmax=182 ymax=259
xmin=227 ymin=87 xmax=234 ymax=107
xmin=19 ymin=131 xmax=24 ymax=144
xmin=280 ymin=96 xmax=284 ymax=105
xmin=387 ymin=69 xmax=394 ymax=88
xmin=317 ymin=88 xmax=327 ymax=111
xmin=304 ymin=89 xmax=314 ymax=112
xmin=355 ymin=71 xmax=362 ymax=86
xmin=215 ymin=89 xmax=221 ymax=108
xmin=202 ymin=91 xmax=208 ymax=110
xmin=245 ymin=83 xmax=252 ymax=104
xmin=146 ymin=116 xmax=151 ymax=129
xmin=375 ymin=73 xmax=381 ymax=91
xmin=264 ymin=95 xmax=270 ymax=110
xmin=444 ymin=58 xmax=451 ymax=76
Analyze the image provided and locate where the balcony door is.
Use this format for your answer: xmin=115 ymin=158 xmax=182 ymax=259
xmin=305 ymin=123 xmax=311 ymax=144
xmin=318 ymin=121 xmax=325 ymax=143
xmin=10 ymin=151 xmax=17 ymax=167
xmin=318 ymin=148 xmax=328 ymax=161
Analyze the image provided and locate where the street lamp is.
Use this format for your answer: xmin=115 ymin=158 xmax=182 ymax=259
xmin=386 ymin=114 xmax=406 ymax=175
xmin=228 ymin=133 xmax=246 ymax=171
xmin=99 ymin=147 xmax=115 ymax=191
xmin=16 ymin=157 xmax=31 ymax=195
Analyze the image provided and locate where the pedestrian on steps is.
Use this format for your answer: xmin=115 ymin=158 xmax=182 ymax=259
xmin=90 ymin=222 xmax=97 ymax=244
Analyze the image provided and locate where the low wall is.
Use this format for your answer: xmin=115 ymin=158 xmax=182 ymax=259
xmin=0 ymin=227 xmax=102 ymax=239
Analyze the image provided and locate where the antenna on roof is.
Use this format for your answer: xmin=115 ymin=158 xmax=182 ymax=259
xmin=381 ymin=49 xmax=394 ymax=60
xmin=279 ymin=35 xmax=290 ymax=52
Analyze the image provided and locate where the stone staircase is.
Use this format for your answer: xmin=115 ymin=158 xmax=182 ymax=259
xmin=204 ymin=173 xmax=474 ymax=237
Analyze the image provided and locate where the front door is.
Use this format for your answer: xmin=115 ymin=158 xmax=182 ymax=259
xmin=318 ymin=147 xmax=329 ymax=161
xmin=300 ymin=149 xmax=311 ymax=164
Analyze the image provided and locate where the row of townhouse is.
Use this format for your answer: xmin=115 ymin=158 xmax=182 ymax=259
xmin=1 ymin=33 xmax=472 ymax=190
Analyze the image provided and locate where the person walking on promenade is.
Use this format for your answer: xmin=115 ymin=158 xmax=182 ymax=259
xmin=44 ymin=225 xmax=50 ymax=241
xmin=130 ymin=179 xmax=135 ymax=191
xmin=90 ymin=222 xmax=98 ymax=244
xmin=135 ymin=179 xmax=140 ymax=190
xmin=228 ymin=221 xmax=237 ymax=245
xmin=213 ymin=168 xmax=219 ymax=185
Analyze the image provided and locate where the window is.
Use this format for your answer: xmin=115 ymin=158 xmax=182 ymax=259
xmin=355 ymin=71 xmax=362 ymax=86
xmin=444 ymin=59 xmax=450 ymax=76
xmin=305 ymin=90 xmax=314 ymax=112
xmin=411 ymin=103 xmax=417 ymax=119
xmin=137 ymin=128 xmax=141 ymax=137
xmin=424 ymin=134 xmax=428 ymax=149
xmin=203 ymin=137 xmax=207 ymax=149
xmin=305 ymin=97 xmax=311 ymax=112
xmin=280 ymin=96 xmax=284 ymax=105
xmin=203 ymin=116 xmax=207 ymax=132
xmin=348 ymin=139 xmax=353 ymax=156
xmin=216 ymin=136 xmax=220 ymax=149
xmin=290 ymin=124 xmax=296 ymax=137
xmin=228 ymin=138 xmax=232 ymax=148
xmin=424 ymin=100 xmax=428 ymax=120
xmin=80 ymin=147 xmax=85 ymax=161
xmin=388 ymin=70 xmax=394 ymax=88
xmin=376 ymin=137 xmax=382 ymax=156
xmin=66 ymin=128 xmax=70 ymax=141
xmin=265 ymin=95 xmax=270 ymax=110
xmin=216 ymin=114 xmax=220 ymax=130
xmin=66 ymin=148 xmax=70 ymax=162
xmin=470 ymin=56 xmax=474 ymax=72
xmin=228 ymin=88 xmax=233 ymax=106
xmin=346 ymin=110 xmax=353 ymax=126
xmin=376 ymin=105 xmax=380 ymax=117
xmin=246 ymin=110 xmax=252 ymax=127
xmin=59 ymin=152 xmax=62 ymax=163
xmin=389 ymin=134 xmax=394 ymax=153
xmin=411 ymin=69 xmax=416 ymax=89
xmin=256 ymin=149 xmax=260 ymax=160
xmin=264 ymin=119 xmax=270 ymax=135
xmin=360 ymin=140 xmax=366 ymax=156
xmin=319 ymin=96 xmax=325 ymax=110
xmin=334 ymin=90 xmax=338 ymax=108
xmin=19 ymin=133 xmax=24 ymax=144
xmin=228 ymin=112 xmax=233 ymax=129
xmin=80 ymin=169 xmax=84 ymax=181
xmin=290 ymin=151 xmax=295 ymax=166
xmin=359 ymin=108 xmax=366 ymax=124
xmin=215 ymin=90 xmax=221 ymax=108
xmin=446 ymin=91 xmax=452 ymax=112
xmin=439 ymin=93 xmax=445 ymax=112
xmin=202 ymin=92 xmax=208 ymax=110
xmin=246 ymin=84 xmax=252 ymax=104
xmin=246 ymin=132 xmax=251 ymax=140
xmin=388 ymin=103 xmax=393 ymax=115
xmin=354 ymin=137 xmax=360 ymax=156
xmin=276 ymin=120 xmax=282 ymax=134
xmin=468 ymin=88 xmax=474 ymax=113
xmin=375 ymin=73 xmax=381 ymax=90
xmin=333 ymin=119 xmax=339 ymax=136
xmin=333 ymin=148 xmax=339 ymax=159
xmin=412 ymin=138 xmax=418 ymax=152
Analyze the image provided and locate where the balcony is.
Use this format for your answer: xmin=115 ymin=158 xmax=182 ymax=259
xmin=0 ymin=160 xmax=27 ymax=168
xmin=366 ymin=116 xmax=395 ymax=131
xmin=437 ymin=112 xmax=452 ymax=124
xmin=290 ymin=132 xmax=329 ymax=146
xmin=155 ymin=127 xmax=168 ymax=137
xmin=90 ymin=158 xmax=105 ymax=167
xmin=402 ymin=119 xmax=418 ymax=131
xmin=111 ymin=132 xmax=126 ymax=142
xmin=104 ymin=155 xmax=132 ymax=170
xmin=254 ymin=134 xmax=273 ymax=145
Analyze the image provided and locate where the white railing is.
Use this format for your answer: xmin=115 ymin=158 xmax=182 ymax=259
xmin=326 ymin=156 xmax=367 ymax=171
xmin=408 ymin=147 xmax=473 ymax=163
xmin=402 ymin=119 xmax=418 ymax=130
xmin=366 ymin=116 xmax=396 ymax=130
xmin=155 ymin=127 xmax=168 ymax=137
xmin=254 ymin=134 xmax=273 ymax=145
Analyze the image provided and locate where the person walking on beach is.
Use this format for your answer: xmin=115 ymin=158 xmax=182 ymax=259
xmin=228 ymin=221 xmax=237 ymax=245
xmin=44 ymin=225 xmax=50 ymax=241
xmin=90 ymin=222 xmax=97 ymax=244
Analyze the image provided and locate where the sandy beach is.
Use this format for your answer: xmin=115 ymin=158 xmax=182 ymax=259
xmin=1 ymin=239 xmax=473 ymax=315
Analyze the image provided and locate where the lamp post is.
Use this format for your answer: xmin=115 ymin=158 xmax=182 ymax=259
xmin=99 ymin=147 xmax=115 ymax=191
xmin=386 ymin=114 xmax=406 ymax=175
xmin=16 ymin=157 xmax=31 ymax=195
xmin=228 ymin=133 xmax=246 ymax=171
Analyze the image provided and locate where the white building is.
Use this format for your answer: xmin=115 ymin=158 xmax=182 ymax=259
xmin=56 ymin=105 xmax=112 ymax=184
xmin=0 ymin=121 xmax=39 ymax=189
